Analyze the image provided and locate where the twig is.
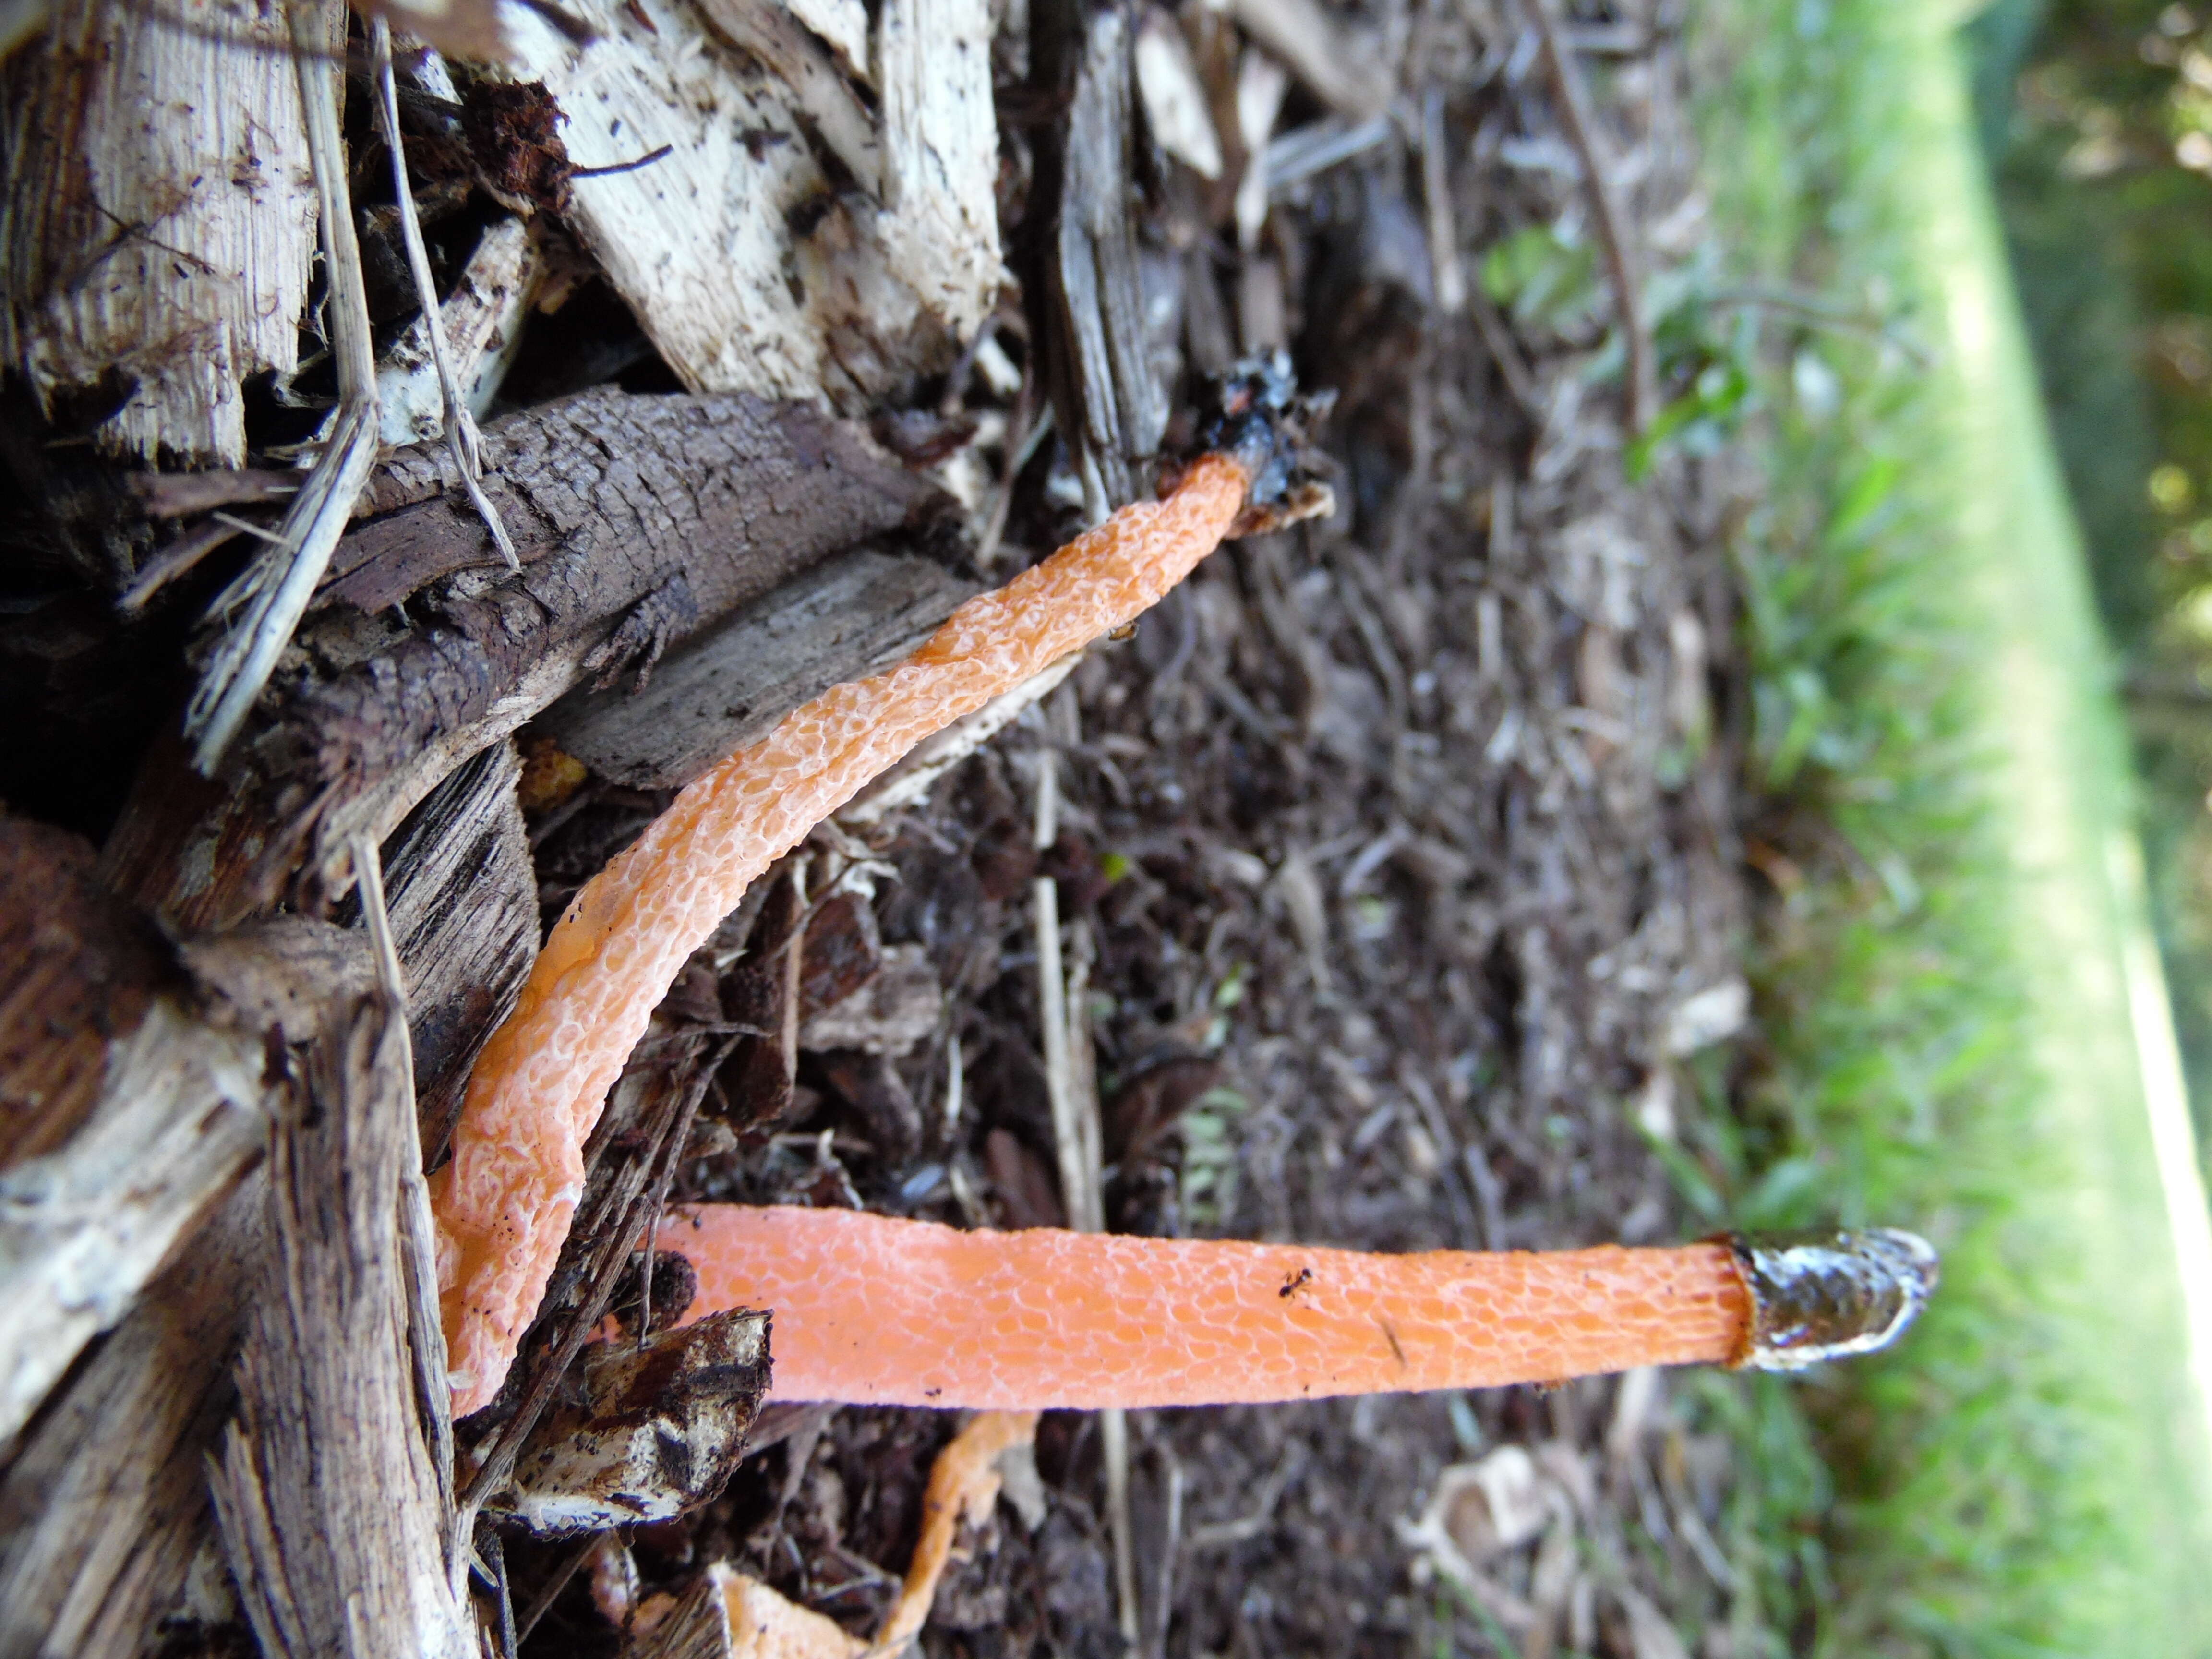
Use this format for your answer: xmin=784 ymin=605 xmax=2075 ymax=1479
xmin=453 ymin=1051 xmax=711 ymax=1546
xmin=1184 ymin=1443 xmax=1305 ymax=1550
xmin=1034 ymin=751 xmax=1137 ymax=1651
xmin=351 ymin=833 xmax=461 ymax=1563
xmin=116 ymin=516 xmax=245 ymax=613
xmin=1525 ymin=0 xmax=1653 ymax=434
xmin=1420 ymin=89 xmax=1466 ymax=315
xmin=1147 ymin=1438 xmax=1183 ymax=1659
xmin=481 ymin=1528 xmax=518 ymax=1659
xmin=568 ymin=143 xmax=675 ymax=179
xmin=636 ymin=1031 xmax=745 ymax=1341
xmin=1033 ymin=877 xmax=1082 ymax=1226
xmin=369 ymin=20 xmax=517 ymax=570
xmin=513 ymin=1537 xmax=595 ymax=1645
xmin=1467 ymin=286 xmax=1542 ymax=417
xmin=183 ymin=0 xmax=380 ymax=772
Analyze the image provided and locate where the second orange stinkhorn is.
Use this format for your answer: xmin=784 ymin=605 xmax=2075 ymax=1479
xmin=658 ymin=1207 xmax=1937 ymax=1410
xmin=433 ymin=367 xmax=1318 ymax=1416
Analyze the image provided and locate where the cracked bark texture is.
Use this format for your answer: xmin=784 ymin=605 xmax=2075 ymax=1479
xmin=101 ymin=386 xmax=958 ymax=931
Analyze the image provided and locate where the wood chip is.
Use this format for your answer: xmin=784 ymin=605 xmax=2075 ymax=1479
xmin=210 ymin=938 xmax=474 ymax=1658
xmin=0 ymin=0 xmax=317 ymax=464
xmin=546 ymin=550 xmax=980 ymax=792
xmin=496 ymin=0 xmax=1000 ymax=410
xmin=502 ymin=1309 xmax=771 ymax=1536
xmin=0 ymin=822 xmax=371 ymax=1444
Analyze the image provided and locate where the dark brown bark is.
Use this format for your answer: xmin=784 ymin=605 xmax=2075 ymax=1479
xmin=0 ymin=817 xmax=170 ymax=1166
xmin=542 ymin=548 xmax=977 ymax=792
xmin=101 ymin=386 xmax=961 ymax=932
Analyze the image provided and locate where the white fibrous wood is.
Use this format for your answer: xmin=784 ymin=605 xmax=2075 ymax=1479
xmin=0 ymin=0 xmax=317 ymax=465
xmin=501 ymin=0 xmax=845 ymax=400
xmin=783 ymin=0 xmax=870 ymax=82
xmin=874 ymin=0 xmax=1003 ymax=342
xmin=378 ymin=215 xmax=541 ymax=448
xmin=691 ymin=0 xmax=882 ymax=196
xmin=0 ymin=998 xmax=267 ymax=1444
xmin=497 ymin=0 xmax=1000 ymax=409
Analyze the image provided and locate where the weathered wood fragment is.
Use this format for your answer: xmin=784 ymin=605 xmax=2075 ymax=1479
xmin=501 ymin=1309 xmax=770 ymax=1536
xmin=781 ymin=0 xmax=871 ymax=81
xmin=0 ymin=1186 xmax=258 ymax=1659
xmin=494 ymin=0 xmax=1000 ymax=410
xmin=378 ymin=740 xmax=536 ymax=1162
xmin=0 ymin=823 xmax=369 ymax=1444
xmin=1226 ymin=0 xmax=1390 ymax=123
xmin=101 ymin=386 xmax=954 ymax=930
xmin=378 ymin=215 xmax=543 ymax=449
xmin=0 ymin=912 xmax=373 ymax=1658
xmin=1046 ymin=6 xmax=1166 ymax=515
xmin=544 ymin=549 xmax=980 ymax=791
xmin=690 ymin=0 xmax=883 ymax=198
xmin=210 ymin=949 xmax=475 ymax=1658
xmin=0 ymin=0 xmax=317 ymax=465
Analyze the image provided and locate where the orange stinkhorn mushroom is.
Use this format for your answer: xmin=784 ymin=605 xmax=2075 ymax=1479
xmin=432 ymin=363 xmax=1316 ymax=1416
xmin=657 ymin=1207 xmax=1936 ymax=1410
xmin=428 ymin=358 xmax=1936 ymax=1423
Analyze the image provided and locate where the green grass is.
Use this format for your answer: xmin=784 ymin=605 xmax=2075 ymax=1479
xmin=1675 ymin=3 xmax=2212 ymax=1652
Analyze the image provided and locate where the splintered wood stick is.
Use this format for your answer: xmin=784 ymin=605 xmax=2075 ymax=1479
xmin=431 ymin=377 xmax=1300 ymax=1413
xmin=662 ymin=1208 xmax=1939 ymax=1409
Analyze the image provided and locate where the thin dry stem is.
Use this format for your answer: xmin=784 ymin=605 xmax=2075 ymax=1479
xmin=1526 ymin=0 xmax=1653 ymax=434
xmin=367 ymin=20 xmax=516 ymax=569
xmin=183 ymin=0 xmax=379 ymax=771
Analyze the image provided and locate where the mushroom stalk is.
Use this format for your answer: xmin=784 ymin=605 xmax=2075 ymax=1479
xmin=432 ymin=451 xmax=1257 ymax=1416
xmin=663 ymin=1207 xmax=1940 ymax=1410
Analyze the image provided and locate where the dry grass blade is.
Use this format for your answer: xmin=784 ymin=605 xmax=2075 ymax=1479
xmin=367 ymin=20 xmax=517 ymax=568
xmin=1526 ymin=0 xmax=1653 ymax=433
xmin=182 ymin=0 xmax=380 ymax=772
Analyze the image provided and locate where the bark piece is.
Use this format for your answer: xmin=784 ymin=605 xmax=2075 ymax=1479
xmin=0 ymin=0 xmax=317 ymax=465
xmin=493 ymin=0 xmax=998 ymax=411
xmin=1047 ymin=7 xmax=1166 ymax=514
xmin=501 ymin=1309 xmax=771 ymax=1536
xmin=100 ymin=386 xmax=952 ymax=931
xmin=543 ymin=549 xmax=979 ymax=792
xmin=379 ymin=740 xmax=536 ymax=1163
xmin=800 ymin=945 xmax=942 ymax=1057
xmin=0 ymin=817 xmax=168 ymax=1166
xmin=210 ymin=966 xmax=474 ymax=1659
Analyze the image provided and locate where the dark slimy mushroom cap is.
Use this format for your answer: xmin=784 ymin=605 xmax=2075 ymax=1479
xmin=1728 ymin=1227 xmax=1940 ymax=1371
xmin=1192 ymin=352 xmax=1336 ymax=536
